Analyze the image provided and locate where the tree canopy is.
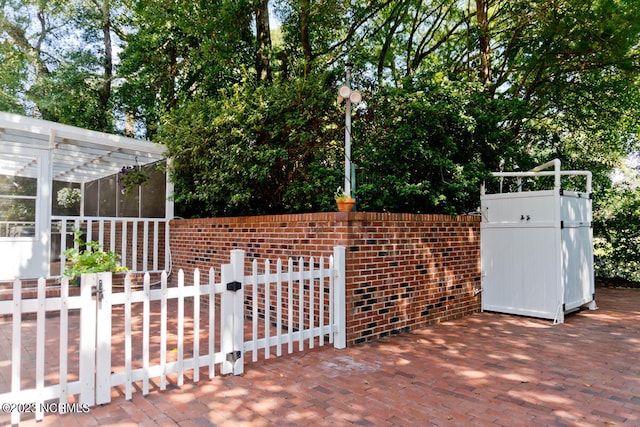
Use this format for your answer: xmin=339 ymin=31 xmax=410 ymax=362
xmin=1 ymin=0 xmax=640 ymax=275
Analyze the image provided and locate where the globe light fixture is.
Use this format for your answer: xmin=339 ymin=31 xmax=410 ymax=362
xmin=339 ymin=85 xmax=352 ymax=99
xmin=348 ymin=90 xmax=362 ymax=104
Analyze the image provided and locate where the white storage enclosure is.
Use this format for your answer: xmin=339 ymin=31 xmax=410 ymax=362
xmin=480 ymin=159 xmax=598 ymax=323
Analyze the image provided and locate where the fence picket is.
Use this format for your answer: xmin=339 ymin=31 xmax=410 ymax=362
xmin=319 ymin=256 xmax=325 ymax=347
xmin=59 ymin=277 xmax=69 ymax=409
xmin=276 ymin=258 xmax=283 ymax=357
xmin=208 ymin=267 xmax=216 ymax=379
xmin=160 ymin=271 xmax=168 ymax=390
xmin=177 ymin=269 xmax=185 ymax=386
xmin=309 ymin=256 xmax=315 ymax=350
xmin=251 ymin=259 xmax=258 ymax=362
xmin=298 ymin=256 xmax=304 ymax=352
xmin=288 ymin=258 xmax=294 ymax=354
xmin=35 ymin=278 xmax=45 ymax=420
xmin=264 ymin=259 xmax=271 ymax=360
xmin=124 ymin=274 xmax=133 ymax=400
xmin=143 ymin=273 xmax=150 ymax=395
xmin=193 ymin=268 xmax=200 ymax=383
xmin=11 ymin=279 xmax=21 ymax=425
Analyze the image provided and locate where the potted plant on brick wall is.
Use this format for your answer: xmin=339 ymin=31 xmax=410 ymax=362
xmin=335 ymin=187 xmax=355 ymax=212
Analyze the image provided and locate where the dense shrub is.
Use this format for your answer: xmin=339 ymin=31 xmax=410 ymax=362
xmin=594 ymin=187 xmax=640 ymax=282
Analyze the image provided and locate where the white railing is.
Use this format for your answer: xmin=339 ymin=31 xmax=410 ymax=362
xmin=0 ymin=247 xmax=346 ymax=424
xmin=51 ymin=216 xmax=170 ymax=276
xmin=482 ymin=158 xmax=592 ymax=195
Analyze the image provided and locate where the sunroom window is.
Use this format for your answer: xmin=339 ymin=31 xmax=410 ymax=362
xmin=0 ymin=174 xmax=37 ymax=238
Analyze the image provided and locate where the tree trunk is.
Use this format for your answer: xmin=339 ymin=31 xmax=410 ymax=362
xmin=476 ymin=0 xmax=492 ymax=86
xmin=125 ymin=111 xmax=135 ymax=137
xmin=300 ymin=0 xmax=313 ymax=75
xmin=255 ymin=0 xmax=272 ymax=83
xmin=99 ymin=0 xmax=113 ymax=131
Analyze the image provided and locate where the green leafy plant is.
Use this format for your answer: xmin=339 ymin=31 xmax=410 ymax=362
xmin=334 ymin=187 xmax=353 ymax=201
xmin=62 ymin=229 xmax=128 ymax=279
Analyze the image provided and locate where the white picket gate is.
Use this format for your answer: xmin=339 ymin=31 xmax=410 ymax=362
xmin=0 ymin=247 xmax=345 ymax=424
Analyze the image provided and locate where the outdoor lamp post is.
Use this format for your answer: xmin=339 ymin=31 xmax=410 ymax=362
xmin=338 ymin=64 xmax=362 ymax=199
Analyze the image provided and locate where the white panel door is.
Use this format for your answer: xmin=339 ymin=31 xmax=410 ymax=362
xmin=561 ymin=195 xmax=594 ymax=310
xmin=0 ymin=147 xmax=50 ymax=280
xmin=481 ymin=225 xmax=561 ymax=319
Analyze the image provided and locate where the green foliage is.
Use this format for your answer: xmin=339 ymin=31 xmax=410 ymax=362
xmin=117 ymin=0 xmax=254 ymax=138
xmin=28 ymin=51 xmax=114 ymax=131
xmin=0 ymin=41 xmax=27 ymax=113
xmin=162 ymin=71 xmax=343 ymax=217
xmin=334 ymin=187 xmax=351 ymax=201
xmin=354 ymin=77 xmax=523 ymax=214
xmin=62 ymin=229 xmax=128 ymax=280
xmin=594 ymin=187 xmax=640 ymax=282
xmin=0 ymin=0 xmax=127 ymax=132
xmin=2 ymin=0 xmax=640 ymax=277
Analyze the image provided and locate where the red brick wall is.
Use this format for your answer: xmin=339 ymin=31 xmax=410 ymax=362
xmin=170 ymin=212 xmax=481 ymax=346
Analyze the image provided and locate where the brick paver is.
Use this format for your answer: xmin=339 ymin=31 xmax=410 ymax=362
xmin=3 ymin=287 xmax=639 ymax=426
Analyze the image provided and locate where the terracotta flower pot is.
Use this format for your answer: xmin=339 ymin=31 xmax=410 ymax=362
xmin=336 ymin=198 xmax=355 ymax=212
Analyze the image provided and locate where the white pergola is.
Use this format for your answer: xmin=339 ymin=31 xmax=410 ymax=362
xmin=0 ymin=111 xmax=166 ymax=183
xmin=0 ymin=112 xmax=172 ymax=280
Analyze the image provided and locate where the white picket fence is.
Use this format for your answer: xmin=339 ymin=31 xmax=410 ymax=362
xmin=0 ymin=247 xmax=345 ymax=424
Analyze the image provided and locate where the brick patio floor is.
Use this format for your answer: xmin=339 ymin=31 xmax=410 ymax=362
xmin=4 ymin=287 xmax=640 ymax=426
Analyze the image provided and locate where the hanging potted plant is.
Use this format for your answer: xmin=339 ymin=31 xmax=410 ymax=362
xmin=57 ymin=187 xmax=81 ymax=208
xmin=335 ymin=187 xmax=356 ymax=212
xmin=118 ymin=165 xmax=149 ymax=194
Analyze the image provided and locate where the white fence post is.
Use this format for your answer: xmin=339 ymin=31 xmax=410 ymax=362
xmin=79 ymin=274 xmax=97 ymax=406
xmin=220 ymin=263 xmax=233 ymax=374
xmin=59 ymin=277 xmax=70 ymax=409
xmin=231 ymin=249 xmax=245 ymax=375
xmin=333 ymin=246 xmax=346 ymax=349
xmin=95 ymin=272 xmax=113 ymax=405
xmin=221 ymin=249 xmax=245 ymax=375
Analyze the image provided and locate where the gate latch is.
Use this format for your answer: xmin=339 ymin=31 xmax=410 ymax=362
xmin=226 ymin=351 xmax=242 ymax=363
xmin=226 ymin=281 xmax=242 ymax=292
xmin=92 ymin=279 xmax=104 ymax=301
